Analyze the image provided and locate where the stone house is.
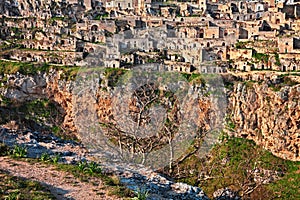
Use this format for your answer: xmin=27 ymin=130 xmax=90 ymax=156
xmin=201 ymin=21 xmax=220 ymax=39
xmin=9 ymin=49 xmax=80 ymax=65
xmin=278 ymin=37 xmax=300 ymax=54
xmin=198 ymin=64 xmax=227 ymax=73
xmin=163 ymin=60 xmax=194 ymax=73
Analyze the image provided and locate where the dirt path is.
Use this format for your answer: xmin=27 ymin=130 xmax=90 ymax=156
xmin=0 ymin=156 xmax=121 ymax=200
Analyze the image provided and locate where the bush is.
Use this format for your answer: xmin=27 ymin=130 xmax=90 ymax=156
xmin=76 ymin=161 xmax=102 ymax=175
xmin=132 ymin=187 xmax=149 ymax=200
xmin=40 ymin=152 xmax=50 ymax=162
xmin=50 ymin=154 xmax=61 ymax=164
xmin=252 ymin=52 xmax=269 ymax=63
xmin=11 ymin=145 xmax=27 ymax=158
xmin=84 ymin=162 xmax=102 ymax=175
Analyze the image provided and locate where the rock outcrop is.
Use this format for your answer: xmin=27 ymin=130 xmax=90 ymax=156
xmin=0 ymin=70 xmax=300 ymax=161
xmin=0 ymin=71 xmax=299 ymax=162
xmin=227 ymin=72 xmax=300 ymax=161
xmin=1 ymin=69 xmax=299 ymax=198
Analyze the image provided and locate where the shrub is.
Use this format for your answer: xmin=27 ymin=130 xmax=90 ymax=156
xmin=11 ymin=145 xmax=27 ymax=158
xmin=132 ymin=187 xmax=149 ymax=200
xmin=50 ymin=154 xmax=61 ymax=164
xmin=252 ymin=52 xmax=269 ymax=63
xmin=4 ymin=190 xmax=20 ymax=200
xmin=84 ymin=162 xmax=102 ymax=175
xmin=76 ymin=161 xmax=102 ymax=175
xmin=40 ymin=152 xmax=50 ymax=162
xmin=77 ymin=161 xmax=88 ymax=172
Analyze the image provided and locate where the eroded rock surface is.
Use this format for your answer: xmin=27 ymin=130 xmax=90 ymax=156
xmin=227 ymin=73 xmax=300 ymax=161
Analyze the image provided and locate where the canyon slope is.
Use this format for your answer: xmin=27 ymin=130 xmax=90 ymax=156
xmin=1 ymin=69 xmax=299 ymax=162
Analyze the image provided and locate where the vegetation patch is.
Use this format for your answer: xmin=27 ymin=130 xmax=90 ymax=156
xmin=104 ymin=67 xmax=127 ymax=87
xmin=181 ymin=72 xmax=205 ymax=85
xmin=243 ymin=80 xmax=256 ymax=88
xmin=0 ymin=98 xmax=75 ymax=140
xmin=165 ymin=135 xmax=300 ymax=199
xmin=0 ymin=60 xmax=50 ymax=75
xmin=274 ymin=53 xmax=281 ymax=66
xmin=53 ymin=161 xmax=134 ymax=199
xmin=0 ymin=169 xmax=55 ymax=200
xmin=252 ymin=52 xmax=269 ymax=63
xmin=235 ymin=41 xmax=253 ymax=49
xmin=0 ymin=60 xmax=80 ymax=81
xmin=269 ymin=75 xmax=299 ymax=91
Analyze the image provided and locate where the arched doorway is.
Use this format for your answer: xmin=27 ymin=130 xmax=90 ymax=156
xmin=91 ymin=25 xmax=98 ymax=32
xmin=198 ymin=29 xmax=204 ymax=38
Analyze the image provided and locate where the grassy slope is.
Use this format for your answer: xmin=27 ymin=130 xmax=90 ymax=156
xmin=0 ymin=169 xmax=55 ymax=200
xmin=173 ymin=136 xmax=300 ymax=199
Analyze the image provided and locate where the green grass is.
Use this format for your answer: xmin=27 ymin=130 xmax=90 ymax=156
xmin=252 ymin=52 xmax=269 ymax=63
xmin=104 ymin=67 xmax=127 ymax=87
xmin=0 ymin=60 xmax=51 ymax=75
xmin=0 ymin=98 xmax=60 ymax=127
xmin=269 ymin=75 xmax=299 ymax=91
xmin=0 ymin=60 xmax=80 ymax=81
xmin=132 ymin=187 xmax=149 ymax=200
xmin=94 ymin=13 xmax=109 ymax=20
xmin=267 ymin=160 xmax=300 ymax=199
xmin=274 ymin=53 xmax=281 ymax=66
xmin=54 ymin=161 xmax=134 ymax=198
xmin=170 ymin=136 xmax=300 ymax=199
xmin=50 ymin=154 xmax=61 ymax=164
xmin=75 ymin=161 xmax=102 ymax=175
xmin=0 ymin=169 xmax=55 ymax=200
xmin=181 ymin=72 xmax=205 ymax=85
xmin=40 ymin=152 xmax=51 ymax=162
xmin=11 ymin=145 xmax=27 ymax=158
xmin=0 ymin=98 xmax=79 ymax=141
xmin=0 ymin=153 xmax=134 ymax=199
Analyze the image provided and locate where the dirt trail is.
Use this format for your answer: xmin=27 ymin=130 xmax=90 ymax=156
xmin=0 ymin=156 xmax=121 ymax=200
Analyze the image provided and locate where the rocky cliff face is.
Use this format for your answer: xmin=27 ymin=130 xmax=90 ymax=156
xmin=227 ymin=73 xmax=300 ymax=161
xmin=0 ymin=69 xmax=77 ymax=137
xmin=0 ymin=70 xmax=299 ymax=162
